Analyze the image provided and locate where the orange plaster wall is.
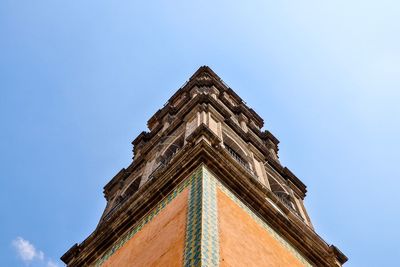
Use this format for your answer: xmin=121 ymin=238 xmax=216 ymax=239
xmin=101 ymin=188 xmax=189 ymax=267
xmin=218 ymin=189 xmax=306 ymax=267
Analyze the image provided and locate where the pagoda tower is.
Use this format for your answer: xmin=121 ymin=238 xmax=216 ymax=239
xmin=61 ymin=66 xmax=347 ymax=267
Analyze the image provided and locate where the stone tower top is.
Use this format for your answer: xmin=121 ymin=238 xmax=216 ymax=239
xmin=61 ymin=66 xmax=347 ymax=267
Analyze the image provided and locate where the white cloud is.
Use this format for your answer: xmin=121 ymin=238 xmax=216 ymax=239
xmin=11 ymin=237 xmax=61 ymax=267
xmin=12 ymin=237 xmax=44 ymax=263
xmin=47 ymin=260 xmax=59 ymax=267
xmin=12 ymin=237 xmax=62 ymax=267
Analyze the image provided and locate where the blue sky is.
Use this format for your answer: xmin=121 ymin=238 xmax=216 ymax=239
xmin=1 ymin=1 xmax=399 ymax=266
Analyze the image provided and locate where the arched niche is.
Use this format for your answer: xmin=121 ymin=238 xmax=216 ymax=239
xmin=268 ymin=174 xmax=295 ymax=210
xmin=222 ymin=131 xmax=252 ymax=170
xmin=158 ymin=134 xmax=185 ymax=164
xmin=121 ymin=176 xmax=142 ymax=198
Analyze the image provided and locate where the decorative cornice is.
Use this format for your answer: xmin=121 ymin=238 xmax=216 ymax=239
xmin=330 ymin=245 xmax=348 ymax=265
xmin=103 ymin=169 xmax=126 ymax=201
xmin=62 ymin=126 xmax=346 ymax=266
xmin=130 ymin=92 xmax=306 ymax=197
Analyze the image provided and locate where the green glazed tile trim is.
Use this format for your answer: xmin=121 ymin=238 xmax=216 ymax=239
xmin=201 ymin=168 xmax=220 ymax=267
xmin=95 ymin=172 xmax=195 ymax=266
xmin=183 ymin=168 xmax=203 ymax=267
xmin=95 ymin=165 xmax=309 ymax=267
xmin=216 ymin=180 xmax=313 ymax=267
xmin=183 ymin=166 xmax=220 ymax=267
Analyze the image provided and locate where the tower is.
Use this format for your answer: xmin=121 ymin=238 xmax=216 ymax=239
xmin=61 ymin=66 xmax=347 ymax=266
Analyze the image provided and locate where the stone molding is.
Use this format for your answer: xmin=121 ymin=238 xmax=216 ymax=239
xmin=62 ymin=127 xmax=347 ymax=266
